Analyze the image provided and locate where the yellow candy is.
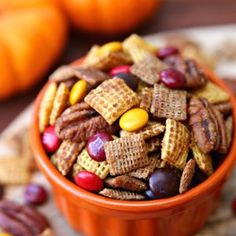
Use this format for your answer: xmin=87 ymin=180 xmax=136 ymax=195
xmin=119 ymin=108 xmax=149 ymax=132
xmin=99 ymin=41 xmax=122 ymax=55
xmin=69 ymin=80 xmax=88 ymax=105
xmin=0 ymin=233 xmax=13 ymax=236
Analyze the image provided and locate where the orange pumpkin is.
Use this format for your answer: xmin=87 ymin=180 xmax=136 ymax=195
xmin=0 ymin=0 xmax=68 ymax=100
xmin=57 ymin=0 xmax=162 ymax=35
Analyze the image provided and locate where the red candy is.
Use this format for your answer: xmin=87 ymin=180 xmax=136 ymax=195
xmin=109 ymin=65 xmax=131 ymax=76
xmin=74 ymin=171 xmax=103 ymax=192
xmin=86 ymin=132 xmax=113 ymax=162
xmin=232 ymin=198 xmax=236 ymax=215
xmin=160 ymin=68 xmax=186 ymax=89
xmin=157 ymin=46 xmax=179 ymax=59
xmin=24 ymin=183 xmax=48 ymax=205
xmin=42 ymin=125 xmax=60 ymax=153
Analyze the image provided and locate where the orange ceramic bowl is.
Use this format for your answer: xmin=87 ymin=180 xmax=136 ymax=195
xmin=31 ymin=61 xmax=236 ymax=236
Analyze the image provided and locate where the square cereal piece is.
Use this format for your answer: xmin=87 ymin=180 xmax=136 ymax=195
xmin=77 ymin=149 xmax=110 ymax=179
xmin=151 ymin=84 xmax=187 ymax=121
xmin=131 ymin=56 xmax=167 ymax=85
xmin=193 ymin=81 xmax=229 ymax=104
xmin=161 ymin=119 xmax=190 ymax=170
xmin=190 ymin=138 xmax=213 ymax=176
xmin=104 ymin=134 xmax=148 ymax=175
xmin=85 ymin=78 xmax=139 ymax=124
xmin=128 ymin=156 xmax=160 ymax=179
xmin=138 ymin=87 xmax=153 ymax=112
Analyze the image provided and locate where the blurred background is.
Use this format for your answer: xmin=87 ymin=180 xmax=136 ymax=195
xmin=0 ymin=0 xmax=236 ymax=132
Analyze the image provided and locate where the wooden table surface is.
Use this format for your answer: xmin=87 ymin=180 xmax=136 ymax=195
xmin=1 ymin=0 xmax=236 ymax=132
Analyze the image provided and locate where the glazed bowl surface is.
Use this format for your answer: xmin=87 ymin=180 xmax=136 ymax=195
xmin=31 ymin=61 xmax=236 ymax=236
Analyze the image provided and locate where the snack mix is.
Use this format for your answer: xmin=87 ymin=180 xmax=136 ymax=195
xmin=39 ymin=34 xmax=233 ymax=200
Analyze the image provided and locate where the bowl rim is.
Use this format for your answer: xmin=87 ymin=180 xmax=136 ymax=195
xmin=31 ymin=60 xmax=236 ymax=212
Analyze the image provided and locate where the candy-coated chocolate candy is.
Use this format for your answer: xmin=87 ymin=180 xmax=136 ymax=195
xmin=42 ymin=126 xmax=60 ymax=153
xmin=24 ymin=183 xmax=48 ymax=205
xmin=0 ymin=233 xmax=13 ymax=236
xmin=99 ymin=41 xmax=122 ymax=55
xmin=109 ymin=65 xmax=131 ymax=76
xmin=145 ymin=189 xmax=159 ymax=200
xmin=119 ymin=108 xmax=149 ymax=132
xmin=113 ymin=72 xmax=139 ymax=91
xmin=149 ymin=168 xmax=180 ymax=198
xmin=160 ymin=68 xmax=186 ymax=89
xmin=157 ymin=46 xmax=179 ymax=59
xmin=74 ymin=171 xmax=103 ymax=192
xmin=86 ymin=132 xmax=113 ymax=162
xmin=69 ymin=80 xmax=88 ymax=105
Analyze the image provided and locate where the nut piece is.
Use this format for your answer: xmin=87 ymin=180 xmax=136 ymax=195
xmin=179 ymin=159 xmax=195 ymax=194
xmin=105 ymin=175 xmax=147 ymax=192
xmin=188 ymin=96 xmax=217 ymax=153
xmin=188 ymin=96 xmax=228 ymax=154
xmin=99 ymin=188 xmax=145 ymax=200
xmin=164 ymin=55 xmax=207 ymax=89
xmin=214 ymin=102 xmax=232 ymax=115
xmin=55 ymin=102 xmax=118 ymax=142
xmin=0 ymin=200 xmax=49 ymax=236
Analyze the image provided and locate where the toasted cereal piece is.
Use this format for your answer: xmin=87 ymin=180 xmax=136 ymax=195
xmin=179 ymin=159 xmax=196 ymax=194
xmin=146 ymin=137 xmax=161 ymax=153
xmin=151 ymin=84 xmax=187 ymax=121
xmin=83 ymin=45 xmax=100 ymax=65
xmin=123 ymin=34 xmax=156 ymax=63
xmin=214 ymin=102 xmax=232 ymax=115
xmin=49 ymin=65 xmax=76 ymax=82
xmin=105 ymin=175 xmax=147 ymax=192
xmin=85 ymin=78 xmax=139 ymax=125
xmin=193 ymin=81 xmax=229 ymax=104
xmin=139 ymin=87 xmax=153 ymax=112
xmin=38 ymin=228 xmax=54 ymax=236
xmin=131 ymin=56 xmax=167 ymax=85
xmin=0 ymin=157 xmax=31 ymax=184
xmin=119 ymin=122 xmax=165 ymax=140
xmin=72 ymin=162 xmax=84 ymax=177
xmin=190 ymin=139 xmax=213 ymax=176
xmin=39 ymin=82 xmax=57 ymax=132
xmin=49 ymin=83 xmax=69 ymax=125
xmin=73 ymin=67 xmax=110 ymax=88
xmin=161 ymin=119 xmax=190 ymax=170
xmin=83 ymin=51 xmax=131 ymax=71
xmin=225 ymin=116 xmax=233 ymax=149
xmin=56 ymin=140 xmax=85 ymax=176
xmin=77 ymin=149 xmax=110 ymax=179
xmin=99 ymin=188 xmax=145 ymax=200
xmin=104 ymin=134 xmax=148 ymax=176
xmin=128 ymin=156 xmax=159 ymax=179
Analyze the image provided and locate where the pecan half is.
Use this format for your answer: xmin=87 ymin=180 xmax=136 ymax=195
xmin=164 ymin=55 xmax=207 ymax=89
xmin=55 ymin=102 xmax=118 ymax=142
xmin=0 ymin=200 xmax=49 ymax=236
xmin=188 ymin=97 xmax=218 ymax=153
xmin=188 ymin=96 xmax=228 ymax=154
